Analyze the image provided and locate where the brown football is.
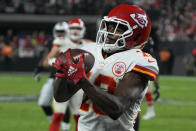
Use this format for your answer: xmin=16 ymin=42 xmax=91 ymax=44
xmin=58 ymin=49 xmax=95 ymax=73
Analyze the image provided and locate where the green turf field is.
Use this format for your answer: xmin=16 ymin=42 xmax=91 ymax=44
xmin=0 ymin=73 xmax=196 ymax=131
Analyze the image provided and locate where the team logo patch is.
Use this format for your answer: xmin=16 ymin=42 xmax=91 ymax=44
xmin=130 ymin=13 xmax=148 ymax=28
xmin=112 ymin=62 xmax=126 ymax=77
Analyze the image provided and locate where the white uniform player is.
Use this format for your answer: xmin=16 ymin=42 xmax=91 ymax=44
xmin=78 ymin=44 xmax=158 ymax=131
xmin=49 ymin=18 xmax=95 ymax=131
xmin=52 ymin=5 xmax=159 ymax=131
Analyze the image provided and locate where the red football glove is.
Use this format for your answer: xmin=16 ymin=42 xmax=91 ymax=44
xmin=52 ymin=49 xmax=86 ymax=84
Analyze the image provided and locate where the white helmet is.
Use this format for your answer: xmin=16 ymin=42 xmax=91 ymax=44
xmin=68 ymin=18 xmax=86 ymax=41
xmin=53 ymin=21 xmax=69 ymax=38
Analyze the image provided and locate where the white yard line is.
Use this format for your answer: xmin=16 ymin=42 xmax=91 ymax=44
xmin=0 ymin=95 xmax=196 ymax=106
xmin=160 ymin=76 xmax=196 ymax=81
xmin=160 ymin=86 xmax=195 ymax=90
xmin=0 ymin=95 xmax=38 ymax=102
xmin=156 ymin=99 xmax=196 ymax=106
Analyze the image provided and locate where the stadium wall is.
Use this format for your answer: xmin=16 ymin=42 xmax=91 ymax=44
xmin=159 ymin=41 xmax=196 ymax=75
xmin=0 ymin=41 xmax=195 ymax=75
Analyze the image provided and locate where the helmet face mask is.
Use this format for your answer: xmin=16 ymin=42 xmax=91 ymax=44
xmin=68 ymin=18 xmax=86 ymax=41
xmin=69 ymin=27 xmax=85 ymax=41
xmin=55 ymin=30 xmax=66 ymax=37
xmin=96 ymin=5 xmax=151 ymax=53
xmin=96 ymin=16 xmax=133 ymax=53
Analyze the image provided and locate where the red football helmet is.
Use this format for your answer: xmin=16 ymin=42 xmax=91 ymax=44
xmin=68 ymin=18 xmax=86 ymax=41
xmin=96 ymin=4 xmax=151 ymax=53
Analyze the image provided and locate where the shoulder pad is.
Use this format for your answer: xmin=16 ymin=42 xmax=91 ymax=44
xmin=131 ymin=49 xmax=159 ymax=81
xmin=53 ymin=37 xmax=66 ymax=46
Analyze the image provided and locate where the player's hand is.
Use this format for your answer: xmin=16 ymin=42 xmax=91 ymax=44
xmin=153 ymin=87 xmax=160 ymax=101
xmin=33 ymin=66 xmax=43 ymax=82
xmin=52 ymin=49 xmax=86 ymax=84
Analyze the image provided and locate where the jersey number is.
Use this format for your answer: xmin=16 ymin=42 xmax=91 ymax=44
xmin=80 ymin=74 xmax=117 ymax=115
xmin=136 ymin=50 xmax=152 ymax=57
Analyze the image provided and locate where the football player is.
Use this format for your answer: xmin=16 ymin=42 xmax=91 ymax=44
xmin=48 ymin=18 xmax=95 ymax=131
xmin=33 ymin=21 xmax=69 ymax=123
xmin=53 ymin=4 xmax=159 ymax=131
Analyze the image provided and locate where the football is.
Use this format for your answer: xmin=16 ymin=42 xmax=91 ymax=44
xmin=58 ymin=49 xmax=95 ymax=73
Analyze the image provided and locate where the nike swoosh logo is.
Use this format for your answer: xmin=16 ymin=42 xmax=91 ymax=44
xmin=148 ymin=59 xmax=155 ymax=63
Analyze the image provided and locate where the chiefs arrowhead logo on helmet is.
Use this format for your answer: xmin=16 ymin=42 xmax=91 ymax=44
xmin=130 ymin=13 xmax=148 ymax=29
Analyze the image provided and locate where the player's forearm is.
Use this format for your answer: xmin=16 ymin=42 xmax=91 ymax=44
xmin=79 ymin=77 xmax=125 ymax=120
xmin=39 ymin=49 xmax=49 ymax=67
xmin=54 ymin=78 xmax=81 ymax=102
xmin=42 ymin=55 xmax=52 ymax=67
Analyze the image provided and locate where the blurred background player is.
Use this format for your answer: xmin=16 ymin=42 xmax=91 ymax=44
xmin=49 ymin=18 xmax=95 ymax=131
xmin=33 ymin=21 xmax=69 ymax=123
xmin=142 ymin=37 xmax=160 ymax=120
